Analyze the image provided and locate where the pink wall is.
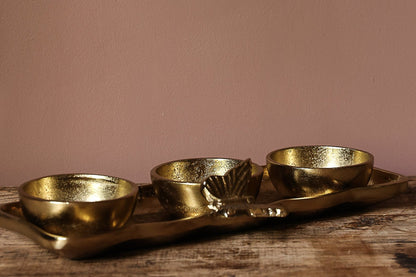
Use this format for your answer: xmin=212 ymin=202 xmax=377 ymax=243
xmin=1 ymin=1 xmax=416 ymax=186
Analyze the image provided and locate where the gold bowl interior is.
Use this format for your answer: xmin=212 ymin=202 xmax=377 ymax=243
xmin=266 ymin=146 xmax=374 ymax=198
xmin=22 ymin=175 xmax=134 ymax=202
xmin=19 ymin=174 xmax=138 ymax=236
xmin=151 ymin=158 xmax=264 ymax=217
xmin=155 ymin=159 xmax=243 ymax=183
xmin=269 ymin=146 xmax=372 ymax=168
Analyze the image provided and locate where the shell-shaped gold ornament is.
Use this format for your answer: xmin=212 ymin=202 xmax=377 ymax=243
xmin=201 ymin=159 xmax=257 ymax=217
xmin=201 ymin=159 xmax=253 ymax=203
xmin=201 ymin=159 xmax=288 ymax=218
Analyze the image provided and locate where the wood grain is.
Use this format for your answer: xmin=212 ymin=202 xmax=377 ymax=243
xmin=0 ymin=185 xmax=415 ymax=276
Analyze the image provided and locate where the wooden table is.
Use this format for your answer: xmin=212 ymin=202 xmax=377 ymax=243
xmin=0 ymin=183 xmax=415 ymax=276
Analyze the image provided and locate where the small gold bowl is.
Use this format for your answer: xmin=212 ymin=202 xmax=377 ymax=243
xmin=151 ymin=158 xmax=264 ymax=217
xmin=266 ymin=145 xmax=374 ymax=198
xmin=18 ymin=174 xmax=138 ymax=236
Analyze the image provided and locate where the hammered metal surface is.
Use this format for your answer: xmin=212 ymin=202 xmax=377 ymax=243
xmin=18 ymin=174 xmax=138 ymax=236
xmin=266 ymin=146 xmax=374 ymax=198
xmin=151 ymin=158 xmax=264 ymax=217
xmin=269 ymin=145 xmax=372 ymax=168
xmin=0 ymin=168 xmax=408 ymax=259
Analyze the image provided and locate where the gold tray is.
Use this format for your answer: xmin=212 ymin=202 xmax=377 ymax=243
xmin=0 ymin=168 xmax=408 ymax=259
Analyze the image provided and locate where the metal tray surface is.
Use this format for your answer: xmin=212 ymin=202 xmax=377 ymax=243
xmin=0 ymin=168 xmax=408 ymax=259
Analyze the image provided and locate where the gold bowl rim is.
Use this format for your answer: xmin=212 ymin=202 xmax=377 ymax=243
xmin=150 ymin=157 xmax=264 ymax=185
xmin=266 ymin=145 xmax=374 ymax=170
xmin=18 ymin=173 xmax=139 ymax=204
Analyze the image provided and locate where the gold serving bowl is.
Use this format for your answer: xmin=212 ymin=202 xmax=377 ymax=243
xmin=151 ymin=158 xmax=264 ymax=217
xmin=18 ymin=174 xmax=138 ymax=236
xmin=266 ymin=145 xmax=374 ymax=198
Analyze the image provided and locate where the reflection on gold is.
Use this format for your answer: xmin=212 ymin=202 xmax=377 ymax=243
xmin=18 ymin=174 xmax=138 ymax=236
xmin=151 ymin=158 xmax=264 ymax=217
xmin=267 ymin=145 xmax=374 ymax=198
xmin=0 ymin=168 xmax=407 ymax=259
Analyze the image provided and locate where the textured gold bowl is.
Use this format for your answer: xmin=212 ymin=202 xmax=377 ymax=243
xmin=151 ymin=158 xmax=264 ymax=217
xmin=266 ymin=146 xmax=374 ymax=198
xmin=18 ymin=174 xmax=138 ymax=236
